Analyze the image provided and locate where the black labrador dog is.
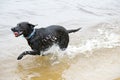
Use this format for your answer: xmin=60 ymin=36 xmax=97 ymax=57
xmin=11 ymin=22 xmax=81 ymax=60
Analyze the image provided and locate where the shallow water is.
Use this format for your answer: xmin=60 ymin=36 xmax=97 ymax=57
xmin=0 ymin=0 xmax=120 ymax=80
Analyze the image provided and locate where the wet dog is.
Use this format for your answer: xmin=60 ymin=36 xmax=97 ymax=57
xmin=11 ymin=22 xmax=81 ymax=60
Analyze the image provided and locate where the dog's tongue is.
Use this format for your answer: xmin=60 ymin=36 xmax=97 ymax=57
xmin=14 ymin=32 xmax=19 ymax=37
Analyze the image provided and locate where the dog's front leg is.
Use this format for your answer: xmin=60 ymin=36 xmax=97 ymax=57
xmin=17 ymin=50 xmax=39 ymax=60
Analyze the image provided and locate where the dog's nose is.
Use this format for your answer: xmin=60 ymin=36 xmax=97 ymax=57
xmin=11 ymin=27 xmax=15 ymax=31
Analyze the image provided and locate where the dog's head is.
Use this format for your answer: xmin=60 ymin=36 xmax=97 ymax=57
xmin=11 ymin=22 xmax=37 ymax=37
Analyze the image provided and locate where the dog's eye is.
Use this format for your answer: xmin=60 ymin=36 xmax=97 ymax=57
xmin=17 ymin=24 xmax=21 ymax=27
xmin=19 ymin=24 xmax=21 ymax=26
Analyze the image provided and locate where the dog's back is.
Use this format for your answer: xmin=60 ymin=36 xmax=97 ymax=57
xmin=33 ymin=25 xmax=68 ymax=50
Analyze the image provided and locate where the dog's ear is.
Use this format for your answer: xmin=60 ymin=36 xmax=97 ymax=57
xmin=28 ymin=23 xmax=38 ymax=28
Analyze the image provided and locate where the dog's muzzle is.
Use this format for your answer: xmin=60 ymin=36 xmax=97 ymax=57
xmin=11 ymin=27 xmax=23 ymax=37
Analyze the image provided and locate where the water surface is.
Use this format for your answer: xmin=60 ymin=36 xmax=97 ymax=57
xmin=0 ymin=0 xmax=120 ymax=80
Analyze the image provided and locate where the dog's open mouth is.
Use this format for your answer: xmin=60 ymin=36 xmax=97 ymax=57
xmin=13 ymin=31 xmax=23 ymax=37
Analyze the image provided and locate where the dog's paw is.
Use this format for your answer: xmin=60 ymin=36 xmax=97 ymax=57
xmin=17 ymin=51 xmax=28 ymax=60
xmin=17 ymin=54 xmax=23 ymax=60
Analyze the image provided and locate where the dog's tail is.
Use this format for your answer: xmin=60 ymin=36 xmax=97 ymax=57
xmin=67 ymin=28 xmax=82 ymax=33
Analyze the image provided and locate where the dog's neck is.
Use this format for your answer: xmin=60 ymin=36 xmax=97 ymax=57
xmin=25 ymin=29 xmax=35 ymax=39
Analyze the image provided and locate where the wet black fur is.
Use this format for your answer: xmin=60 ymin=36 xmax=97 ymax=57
xmin=11 ymin=22 xmax=81 ymax=60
